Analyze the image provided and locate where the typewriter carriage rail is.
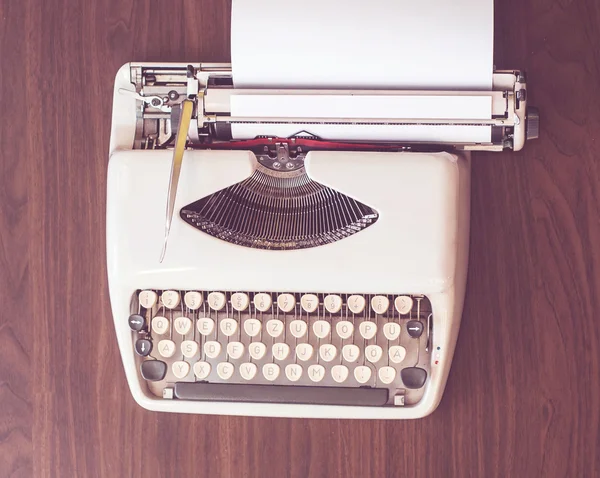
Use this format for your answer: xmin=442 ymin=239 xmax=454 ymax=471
xmin=111 ymin=62 xmax=538 ymax=154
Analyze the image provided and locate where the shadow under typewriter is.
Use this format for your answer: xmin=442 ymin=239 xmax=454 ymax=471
xmin=180 ymin=166 xmax=379 ymax=249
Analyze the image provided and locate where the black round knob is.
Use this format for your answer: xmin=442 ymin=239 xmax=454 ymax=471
xmin=135 ymin=339 xmax=153 ymax=357
xmin=128 ymin=314 xmax=145 ymax=332
xmin=401 ymin=367 xmax=428 ymax=389
xmin=406 ymin=320 xmax=424 ymax=338
xmin=140 ymin=360 xmax=167 ymax=382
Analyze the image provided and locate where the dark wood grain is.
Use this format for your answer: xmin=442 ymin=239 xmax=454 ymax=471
xmin=0 ymin=0 xmax=599 ymax=476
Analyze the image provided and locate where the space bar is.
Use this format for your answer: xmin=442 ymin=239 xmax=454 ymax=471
xmin=174 ymin=382 xmax=389 ymax=406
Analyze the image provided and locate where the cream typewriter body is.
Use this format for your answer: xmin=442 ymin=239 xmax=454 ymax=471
xmin=107 ymin=62 xmax=537 ymax=419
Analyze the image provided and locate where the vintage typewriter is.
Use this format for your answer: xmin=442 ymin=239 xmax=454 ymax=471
xmin=106 ymin=62 xmax=538 ymax=419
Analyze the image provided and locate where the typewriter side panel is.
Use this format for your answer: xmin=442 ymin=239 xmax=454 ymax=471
xmin=420 ymin=153 xmax=471 ymax=416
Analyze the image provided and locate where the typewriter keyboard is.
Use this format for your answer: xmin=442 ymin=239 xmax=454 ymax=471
xmin=129 ymin=290 xmax=433 ymax=407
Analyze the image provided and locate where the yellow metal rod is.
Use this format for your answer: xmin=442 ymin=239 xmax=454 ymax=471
xmin=160 ymin=99 xmax=194 ymax=263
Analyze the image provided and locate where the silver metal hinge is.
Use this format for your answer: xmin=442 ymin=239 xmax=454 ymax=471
xmin=256 ymin=142 xmax=307 ymax=172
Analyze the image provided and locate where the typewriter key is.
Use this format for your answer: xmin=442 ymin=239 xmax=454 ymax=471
xmin=128 ymin=314 xmax=145 ymax=332
xmin=135 ymin=339 xmax=152 ymax=357
xmin=138 ymin=290 xmax=158 ymax=309
xmin=406 ymin=320 xmax=424 ymax=338
xmin=401 ymin=367 xmax=427 ymax=389
xmin=140 ymin=360 xmax=167 ymax=382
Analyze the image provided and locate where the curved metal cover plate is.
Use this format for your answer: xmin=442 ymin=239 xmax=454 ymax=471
xmin=180 ymin=168 xmax=378 ymax=250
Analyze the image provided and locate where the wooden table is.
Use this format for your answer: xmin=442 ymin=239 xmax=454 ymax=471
xmin=1 ymin=0 xmax=599 ymax=476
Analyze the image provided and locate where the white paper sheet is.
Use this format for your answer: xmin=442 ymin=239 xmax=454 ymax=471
xmin=230 ymin=94 xmax=493 ymax=142
xmin=230 ymin=0 xmax=494 ymax=142
xmin=231 ymin=0 xmax=494 ymax=90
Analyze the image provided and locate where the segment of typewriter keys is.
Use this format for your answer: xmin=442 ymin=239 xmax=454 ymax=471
xmin=130 ymin=290 xmax=432 ymax=406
